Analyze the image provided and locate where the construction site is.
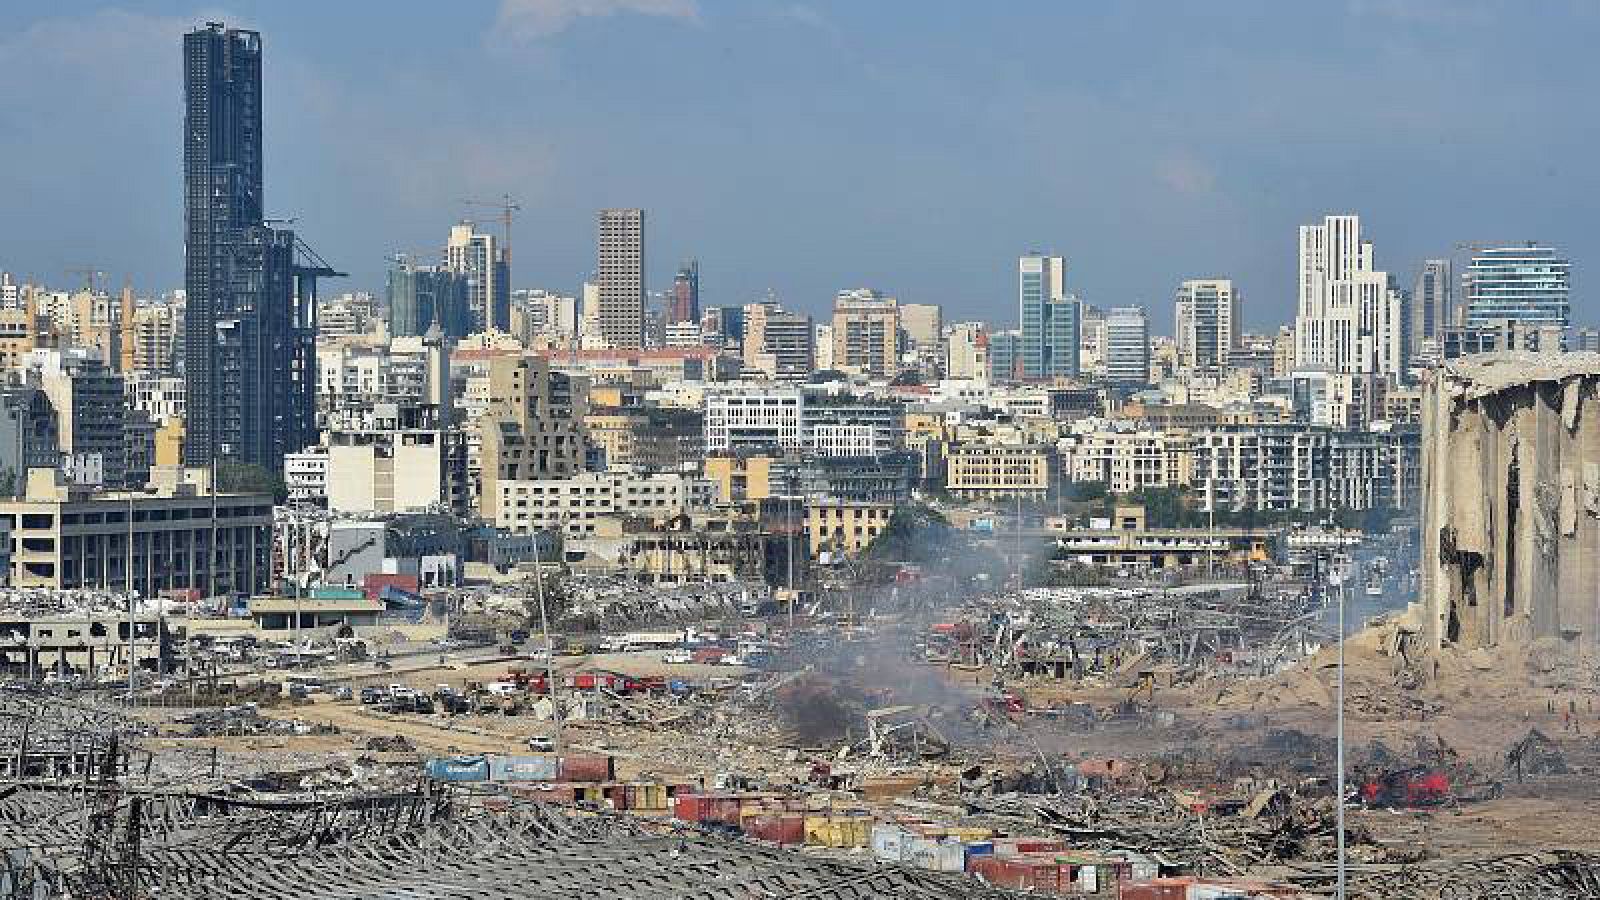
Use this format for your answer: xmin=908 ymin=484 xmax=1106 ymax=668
xmin=4 ymin=355 xmax=1600 ymax=898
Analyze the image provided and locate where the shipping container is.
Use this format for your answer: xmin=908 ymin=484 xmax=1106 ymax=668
xmin=509 ymin=783 xmax=578 ymax=805
xmin=557 ymin=754 xmax=615 ymax=783
xmin=424 ymin=755 xmax=490 ymax=782
xmin=992 ymin=837 xmax=1066 ymax=857
xmin=1117 ymin=881 xmax=1190 ymax=900
xmin=871 ymin=823 xmax=910 ymax=863
xmin=489 ymin=755 xmax=560 ymax=782
xmin=963 ymin=841 xmax=994 ymax=871
xmin=968 ymin=856 xmax=1060 ymax=893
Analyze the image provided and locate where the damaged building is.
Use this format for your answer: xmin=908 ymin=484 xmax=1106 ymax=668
xmin=1421 ymin=352 xmax=1600 ymax=654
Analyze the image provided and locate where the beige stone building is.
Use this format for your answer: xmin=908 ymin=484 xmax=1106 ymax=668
xmin=806 ymin=499 xmax=894 ymax=560
xmin=831 ymin=289 xmax=900 ymax=378
xmin=945 ymin=443 xmax=1056 ymax=501
xmin=477 ymin=354 xmax=587 ymax=521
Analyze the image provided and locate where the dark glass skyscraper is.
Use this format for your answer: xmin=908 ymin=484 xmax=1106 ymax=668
xmin=183 ymin=22 xmax=314 ymax=473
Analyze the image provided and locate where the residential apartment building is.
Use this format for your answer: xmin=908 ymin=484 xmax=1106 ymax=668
xmin=742 ymin=302 xmax=813 ymax=377
xmin=806 ymin=499 xmax=895 ymax=560
xmin=494 ymin=471 xmax=714 ymax=537
xmin=597 ymin=208 xmax=646 ymax=349
xmin=445 ymin=223 xmax=509 ymax=334
xmin=1175 ymin=279 xmax=1238 ymax=373
xmin=944 ymin=443 xmax=1056 ymax=500
xmin=1292 ymin=214 xmax=1407 ymax=377
xmin=476 ymin=354 xmax=588 ymax=521
xmin=832 ymin=289 xmax=901 ymax=378
xmin=944 ymin=322 xmax=989 ymax=381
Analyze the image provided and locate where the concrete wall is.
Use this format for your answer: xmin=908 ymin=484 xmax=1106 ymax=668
xmin=1421 ymin=353 xmax=1600 ymax=655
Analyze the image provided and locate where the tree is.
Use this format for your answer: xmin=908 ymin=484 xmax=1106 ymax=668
xmin=216 ymin=460 xmax=287 ymax=504
xmin=864 ymin=504 xmax=954 ymax=563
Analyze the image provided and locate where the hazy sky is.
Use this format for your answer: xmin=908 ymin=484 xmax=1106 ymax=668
xmin=2 ymin=1 xmax=1597 ymax=330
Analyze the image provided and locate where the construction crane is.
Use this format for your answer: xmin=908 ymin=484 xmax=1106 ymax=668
xmin=462 ymin=194 xmax=521 ymax=262
xmin=65 ymin=266 xmax=105 ymax=294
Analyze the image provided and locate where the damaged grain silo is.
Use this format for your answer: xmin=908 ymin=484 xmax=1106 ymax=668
xmin=1420 ymin=352 xmax=1600 ymax=656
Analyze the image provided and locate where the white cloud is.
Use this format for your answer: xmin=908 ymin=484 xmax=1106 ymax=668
xmin=493 ymin=0 xmax=698 ymax=40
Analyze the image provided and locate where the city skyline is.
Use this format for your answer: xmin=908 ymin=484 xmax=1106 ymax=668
xmin=1 ymin=3 xmax=1597 ymax=327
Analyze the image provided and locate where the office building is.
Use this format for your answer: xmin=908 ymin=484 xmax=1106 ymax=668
xmin=1411 ymin=259 xmax=1452 ymax=357
xmin=742 ymin=302 xmax=813 ymax=377
xmin=597 ymin=208 xmax=646 ymax=349
xmin=1463 ymin=244 xmax=1570 ymax=332
xmin=1019 ymin=254 xmax=1078 ymax=378
xmin=704 ymin=386 xmax=805 ymax=453
xmin=988 ymin=329 xmax=1022 ymax=382
xmin=183 ymin=22 xmax=316 ymax=474
xmin=444 ymin=223 xmax=509 ymax=334
xmin=1103 ymin=306 xmax=1150 ymax=386
xmin=388 ymin=260 xmax=470 ymax=339
xmin=1292 ymin=215 xmax=1406 ymax=377
xmin=0 ymin=467 xmax=272 ymax=596
xmin=1175 ymin=278 xmax=1238 ymax=373
xmin=831 ymin=289 xmax=901 ymax=378
xmin=668 ymin=259 xmax=699 ymax=325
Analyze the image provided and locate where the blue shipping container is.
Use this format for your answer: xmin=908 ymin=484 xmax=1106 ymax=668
xmin=489 ymin=755 xmax=559 ymax=782
xmin=425 ymin=755 xmax=490 ymax=782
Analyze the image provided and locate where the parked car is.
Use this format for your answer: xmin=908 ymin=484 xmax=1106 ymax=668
xmin=360 ymin=687 xmax=384 ymax=705
xmin=661 ymin=649 xmax=693 ymax=665
xmin=332 ymin=686 xmax=353 ymax=701
xmin=526 ymin=735 xmax=555 ymax=752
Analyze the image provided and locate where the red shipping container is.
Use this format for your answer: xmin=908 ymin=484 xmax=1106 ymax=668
xmin=557 ymin=754 xmax=615 ymax=783
xmin=707 ymin=796 xmax=743 ymax=826
xmin=970 ymin=856 xmax=1060 ymax=893
xmin=510 ymin=783 xmax=578 ymax=805
xmin=673 ymin=794 xmax=710 ymax=823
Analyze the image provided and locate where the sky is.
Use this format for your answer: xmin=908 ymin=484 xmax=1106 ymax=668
xmin=2 ymin=0 xmax=1599 ymax=330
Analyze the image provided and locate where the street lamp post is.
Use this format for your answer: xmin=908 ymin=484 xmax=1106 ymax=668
xmin=1332 ymin=566 xmax=1347 ymax=900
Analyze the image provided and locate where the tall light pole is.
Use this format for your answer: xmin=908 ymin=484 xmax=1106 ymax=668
xmin=531 ymin=541 xmax=561 ymax=755
xmin=127 ymin=490 xmax=136 ymax=707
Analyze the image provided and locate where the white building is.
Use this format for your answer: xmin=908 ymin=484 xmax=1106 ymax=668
xmin=284 ymin=449 xmax=328 ymax=506
xmin=704 ymin=386 xmax=805 ymax=452
xmin=1175 ymin=279 xmax=1238 ymax=373
xmin=1293 ymin=215 xmax=1406 ymax=378
xmin=124 ymin=373 xmax=186 ymax=424
xmin=495 ymin=471 xmax=714 ymax=536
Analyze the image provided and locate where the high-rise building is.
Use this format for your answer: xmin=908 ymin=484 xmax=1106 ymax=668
xmin=1292 ymin=215 xmax=1406 ymax=377
xmin=183 ymin=22 xmax=315 ymax=473
xmin=1078 ymin=304 xmax=1106 ymax=377
xmin=742 ymin=302 xmax=813 ymax=377
xmin=668 ymin=259 xmax=700 ymax=325
xmin=944 ymin=322 xmax=989 ymax=381
xmin=1463 ymin=244 xmax=1570 ymax=333
xmin=1410 ymin=259 xmax=1452 ymax=357
xmin=387 ymin=261 xmax=469 ymax=339
xmin=988 ymin=329 xmax=1022 ymax=383
xmin=1103 ymin=307 xmax=1150 ymax=386
xmin=1019 ymin=254 xmax=1079 ymax=379
xmin=1175 ymin=278 xmax=1238 ymax=373
xmin=444 ymin=223 xmax=509 ymax=334
xmin=831 ymin=289 xmax=901 ymax=378
xmin=899 ymin=303 xmax=942 ymax=351
xmin=597 ymin=209 xmax=645 ymax=349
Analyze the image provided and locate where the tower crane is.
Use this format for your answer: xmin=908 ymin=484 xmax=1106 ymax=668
xmin=461 ymin=194 xmax=521 ymax=262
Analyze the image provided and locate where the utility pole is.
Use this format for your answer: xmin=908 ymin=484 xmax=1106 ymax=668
xmin=1334 ymin=567 xmax=1347 ymax=900
xmin=127 ymin=491 xmax=136 ymax=708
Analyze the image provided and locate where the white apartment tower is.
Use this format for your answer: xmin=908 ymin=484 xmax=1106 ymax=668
xmin=1175 ymin=279 xmax=1238 ymax=373
xmin=1293 ymin=215 xmax=1406 ymax=378
xmin=445 ymin=223 xmax=509 ymax=334
xmin=597 ymin=209 xmax=645 ymax=349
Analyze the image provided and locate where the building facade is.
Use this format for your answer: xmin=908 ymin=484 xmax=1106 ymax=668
xmin=1462 ymin=244 xmax=1570 ymax=333
xmin=1103 ymin=307 xmax=1150 ymax=386
xmin=1292 ymin=215 xmax=1407 ymax=378
xmin=1019 ymin=254 xmax=1078 ymax=379
xmin=597 ymin=208 xmax=645 ymax=349
xmin=183 ymin=22 xmax=314 ymax=474
xmin=1175 ymin=279 xmax=1238 ymax=373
